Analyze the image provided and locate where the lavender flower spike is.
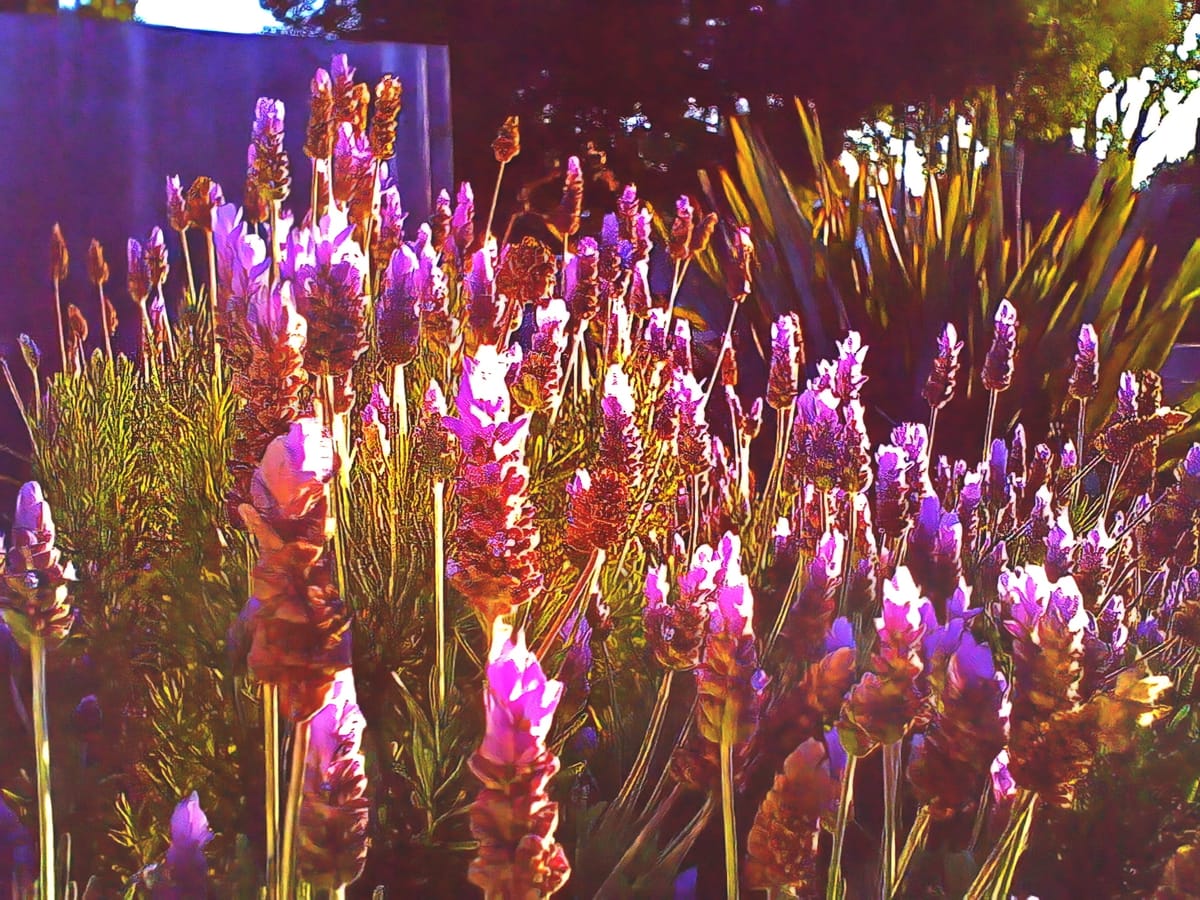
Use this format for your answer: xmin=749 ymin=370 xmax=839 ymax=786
xmin=151 ymin=792 xmax=213 ymax=898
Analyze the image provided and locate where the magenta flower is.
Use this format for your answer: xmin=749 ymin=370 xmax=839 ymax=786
xmin=814 ymin=330 xmax=868 ymax=403
xmin=444 ymin=346 xmax=542 ymax=620
xmin=481 ymin=622 xmax=563 ymax=766
xmin=374 ymin=179 xmax=406 ymax=262
xmin=251 ymin=418 xmax=335 ymax=522
xmin=922 ymin=322 xmax=962 ymax=411
xmin=838 ymin=566 xmax=932 ymax=754
xmin=644 ymin=542 xmax=720 ymax=671
xmin=470 ymin=621 xmax=571 ymax=898
xmin=449 ymin=181 xmax=476 ymax=264
xmin=598 ymin=363 xmax=644 ymax=485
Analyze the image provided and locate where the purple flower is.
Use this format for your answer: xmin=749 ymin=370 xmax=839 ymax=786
xmin=907 ymin=495 xmax=963 ymax=608
xmin=376 ymin=244 xmax=422 ymax=366
xmin=825 ymin=616 xmax=855 ymax=653
xmin=1178 ymin=443 xmax=1200 ymax=506
xmin=1067 ymin=323 xmax=1099 ymax=402
xmin=297 ymin=670 xmax=369 ymax=890
xmin=981 ymin=299 xmax=1018 ymax=392
xmin=13 ymin=482 xmax=54 ymax=544
xmin=165 ymin=174 xmax=188 ymax=231
xmin=153 ymin=792 xmax=213 ymax=898
xmin=767 ymin=313 xmax=803 ymax=411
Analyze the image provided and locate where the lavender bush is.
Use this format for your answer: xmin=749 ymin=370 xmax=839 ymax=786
xmin=1 ymin=54 xmax=1199 ymax=899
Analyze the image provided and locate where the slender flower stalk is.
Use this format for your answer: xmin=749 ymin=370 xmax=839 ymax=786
xmin=486 ymin=115 xmax=520 ymax=241
xmin=30 ymin=635 xmax=53 ymax=900
xmin=50 ymin=224 xmax=69 ymax=375
xmin=413 ymin=381 xmax=457 ymax=715
xmin=87 ymin=239 xmax=114 ymax=363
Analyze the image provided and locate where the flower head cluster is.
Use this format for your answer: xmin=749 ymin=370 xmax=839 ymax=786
xmin=237 ymin=420 xmax=352 ymax=721
xmin=469 ymin=621 xmax=571 ymax=899
xmin=1067 ymin=323 xmax=1099 ymax=402
xmin=767 ymin=313 xmax=803 ymax=411
xmin=150 ymin=793 xmax=214 ymax=899
xmin=923 ymin=322 xmax=962 ymax=410
xmin=245 ymin=97 xmax=290 ymax=224
xmin=671 ymin=534 xmax=767 ymax=790
xmin=838 ymin=567 xmax=934 ymax=755
xmin=284 ymin=208 xmax=369 ymax=377
xmin=908 ymin=633 xmax=1010 ymax=820
xmin=298 ymin=671 xmax=370 ymax=892
xmin=411 ymin=380 xmax=459 ymax=482
xmin=445 ymin=347 xmax=543 ymax=620
xmin=745 ymin=736 xmax=843 ymax=893
xmin=304 ymin=66 xmax=335 ymax=161
xmin=376 ymin=244 xmax=423 ymax=366
xmin=226 ymin=281 xmax=309 ymax=528
xmin=981 ymin=299 xmax=1018 ymax=392
xmin=0 ymin=482 xmax=76 ymax=648
xmin=511 ymin=299 xmax=570 ymax=414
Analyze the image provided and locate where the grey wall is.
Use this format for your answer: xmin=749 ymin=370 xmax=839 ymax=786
xmin=0 ymin=11 xmax=451 ymax=365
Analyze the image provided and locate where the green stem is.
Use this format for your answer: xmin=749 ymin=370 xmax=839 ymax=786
xmin=609 ymin=669 xmax=674 ymax=815
xmin=836 ymin=492 xmax=858 ymax=619
xmin=279 ymin=719 xmax=311 ymax=900
xmin=393 ymin=363 xmax=409 ymax=451
xmin=30 ymin=634 xmax=54 ymax=900
xmin=982 ymin=388 xmax=998 ymax=466
xmin=967 ymin=777 xmax=991 ymax=855
xmin=484 ymin=160 xmax=506 ymax=243
xmin=595 ymin=785 xmax=683 ymax=897
xmin=321 ymin=376 xmax=352 ymax=607
xmin=53 ymin=279 xmax=67 ymax=378
xmin=1072 ymin=399 xmax=1087 ymax=506
xmin=927 ymin=406 xmax=939 ymax=457
xmin=535 ymin=548 xmax=605 ymax=660
xmin=268 ymin=202 xmax=280 ymax=290
xmin=264 ymin=684 xmax=280 ymax=899
xmin=764 ymin=542 xmax=806 ymax=659
xmin=180 ymin=227 xmax=197 ymax=309
xmin=893 ymin=805 xmax=930 ymax=898
xmin=881 ymin=741 xmax=902 ymax=898
xmin=827 ymin=755 xmax=858 ymax=900
xmin=157 ymin=285 xmax=177 ymax=365
xmin=205 ymin=232 xmax=222 ymax=393
xmin=433 ymin=480 xmax=447 ymax=718
xmin=702 ymin=302 xmax=739 ymax=407
xmin=964 ymin=790 xmax=1037 ymax=900
xmin=720 ymin=703 xmax=740 ymax=900
xmin=98 ymin=284 xmax=113 ymax=364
